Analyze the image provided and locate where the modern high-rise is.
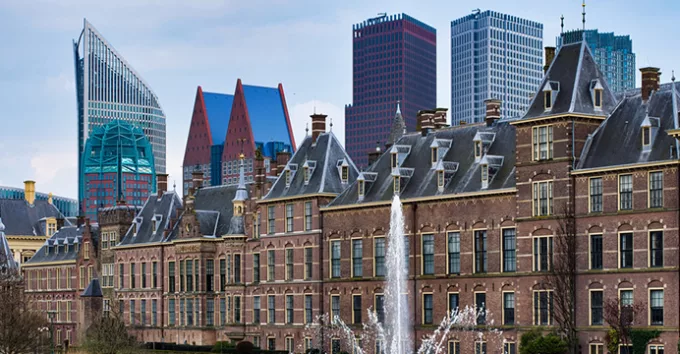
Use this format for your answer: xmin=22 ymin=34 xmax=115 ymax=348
xmin=74 ymin=19 xmax=166 ymax=204
xmin=345 ymin=13 xmax=436 ymax=167
xmin=450 ymin=10 xmax=543 ymax=125
xmin=80 ymin=119 xmax=156 ymax=220
xmin=558 ymin=29 xmax=635 ymax=93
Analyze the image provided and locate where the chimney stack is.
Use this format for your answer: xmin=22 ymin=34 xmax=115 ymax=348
xmin=253 ymin=151 xmax=265 ymax=198
xmin=156 ymin=173 xmax=168 ymax=198
xmin=77 ymin=215 xmax=86 ymax=227
xmin=276 ymin=150 xmax=291 ymax=176
xmin=484 ymin=99 xmax=502 ymax=126
xmin=640 ymin=67 xmax=661 ymax=101
xmin=310 ymin=113 xmax=328 ymax=143
xmin=544 ymin=47 xmax=556 ymax=73
xmin=189 ymin=169 xmax=203 ymax=196
xmin=418 ymin=110 xmax=435 ymax=136
xmin=23 ymin=180 xmax=36 ymax=205
xmin=433 ymin=108 xmax=449 ymax=130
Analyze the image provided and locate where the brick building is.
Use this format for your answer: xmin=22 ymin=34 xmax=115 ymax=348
xmin=23 ymin=38 xmax=680 ymax=354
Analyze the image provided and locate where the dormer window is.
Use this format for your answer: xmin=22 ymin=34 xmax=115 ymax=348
xmin=642 ymin=126 xmax=651 ymax=146
xmin=285 ymin=169 xmax=291 ymax=187
xmin=341 ymin=166 xmax=349 ymax=184
xmin=431 ymin=147 xmax=438 ymax=164
xmin=393 ymin=176 xmax=401 ymax=194
xmin=543 ymin=81 xmax=559 ymax=111
xmin=152 ymin=220 xmax=156 ymax=233
xmin=304 ymin=166 xmax=310 ymax=184
xmin=45 ymin=245 xmax=50 ymax=255
xmin=358 ymin=180 xmax=365 ymax=198
xmin=391 ymin=152 xmax=398 ymax=169
xmin=437 ymin=170 xmax=445 ymax=191
xmin=55 ymin=243 xmax=60 ymax=255
xmin=544 ymin=90 xmax=552 ymax=109
xmin=474 ymin=141 xmax=482 ymax=160
xmin=594 ymin=89 xmax=603 ymax=108
xmin=481 ymin=164 xmax=489 ymax=189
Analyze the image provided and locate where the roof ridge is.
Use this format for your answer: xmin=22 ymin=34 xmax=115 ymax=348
xmin=318 ymin=133 xmax=333 ymax=193
xmin=568 ymin=41 xmax=587 ymax=113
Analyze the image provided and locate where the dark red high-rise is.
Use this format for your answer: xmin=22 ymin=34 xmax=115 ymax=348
xmin=345 ymin=13 xmax=436 ymax=167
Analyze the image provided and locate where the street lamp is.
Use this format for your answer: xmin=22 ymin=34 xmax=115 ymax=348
xmin=47 ymin=310 xmax=56 ymax=354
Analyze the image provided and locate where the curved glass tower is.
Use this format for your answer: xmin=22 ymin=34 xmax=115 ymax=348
xmin=81 ymin=119 xmax=156 ymax=220
xmin=74 ymin=19 xmax=166 ymax=205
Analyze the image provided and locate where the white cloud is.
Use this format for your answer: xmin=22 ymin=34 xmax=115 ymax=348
xmin=289 ymin=100 xmax=345 ymax=148
xmin=29 ymin=149 xmax=78 ymax=197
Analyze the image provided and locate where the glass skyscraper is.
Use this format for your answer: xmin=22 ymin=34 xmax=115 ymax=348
xmin=558 ymin=29 xmax=635 ymax=93
xmin=451 ymin=10 xmax=543 ymax=125
xmin=73 ymin=19 xmax=166 ymax=204
xmin=345 ymin=13 xmax=436 ymax=167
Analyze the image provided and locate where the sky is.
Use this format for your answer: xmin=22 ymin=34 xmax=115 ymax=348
xmin=0 ymin=0 xmax=678 ymax=198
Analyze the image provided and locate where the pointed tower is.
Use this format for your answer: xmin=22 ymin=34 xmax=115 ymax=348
xmin=386 ymin=101 xmax=407 ymax=149
xmin=227 ymin=153 xmax=248 ymax=235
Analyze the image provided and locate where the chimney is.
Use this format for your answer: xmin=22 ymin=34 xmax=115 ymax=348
xmin=310 ymin=113 xmax=328 ymax=143
xmin=484 ymin=99 xmax=502 ymax=126
xmin=254 ymin=151 xmax=265 ymax=198
xmin=189 ymin=169 xmax=203 ymax=196
xmin=640 ymin=67 xmax=661 ymax=101
xmin=433 ymin=108 xmax=449 ymax=130
xmin=368 ymin=141 xmax=382 ymax=167
xmin=156 ymin=173 xmax=168 ymax=198
xmin=77 ymin=215 xmax=86 ymax=227
xmin=23 ymin=180 xmax=36 ymax=205
xmin=276 ymin=150 xmax=291 ymax=176
xmin=418 ymin=111 xmax=435 ymax=136
xmin=544 ymin=47 xmax=556 ymax=73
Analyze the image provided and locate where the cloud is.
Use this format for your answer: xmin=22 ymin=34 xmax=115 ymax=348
xmin=29 ymin=148 xmax=78 ymax=197
xmin=289 ymin=100 xmax=345 ymax=147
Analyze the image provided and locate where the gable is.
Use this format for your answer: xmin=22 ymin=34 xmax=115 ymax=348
xmin=183 ymin=86 xmax=214 ymax=166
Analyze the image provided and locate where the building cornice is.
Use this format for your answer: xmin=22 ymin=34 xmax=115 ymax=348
xmin=256 ymin=193 xmax=338 ymax=204
xmin=6 ymin=235 xmax=48 ymax=241
xmin=22 ymin=260 xmax=76 ymax=268
xmin=571 ymin=160 xmax=679 ymax=175
xmin=510 ymin=113 xmax=606 ymax=126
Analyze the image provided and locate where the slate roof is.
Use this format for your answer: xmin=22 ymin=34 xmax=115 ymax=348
xmin=0 ymin=217 xmax=18 ymax=270
xmin=387 ymin=103 xmax=406 ymax=146
xmin=203 ymin=92 xmax=234 ymax=145
xmin=577 ymin=83 xmax=680 ymax=169
xmin=243 ymin=84 xmax=294 ymax=153
xmin=522 ymin=41 xmax=617 ymax=120
xmin=329 ymin=122 xmax=516 ymax=206
xmin=118 ymin=192 xmax=182 ymax=246
xmin=0 ymin=199 xmax=69 ymax=236
xmin=193 ymin=184 xmax=239 ymax=236
xmin=81 ymin=278 xmax=103 ymax=297
xmin=25 ymin=224 xmax=99 ymax=264
xmin=264 ymin=132 xmax=360 ymax=200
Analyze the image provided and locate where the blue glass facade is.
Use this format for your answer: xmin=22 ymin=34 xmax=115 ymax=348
xmin=558 ymin=29 xmax=635 ymax=93
xmin=74 ymin=19 xmax=166 ymax=204
xmin=0 ymin=186 xmax=78 ymax=217
xmin=345 ymin=13 xmax=437 ymax=167
xmin=451 ymin=10 xmax=543 ymax=125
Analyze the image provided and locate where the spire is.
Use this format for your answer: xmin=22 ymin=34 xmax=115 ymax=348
xmin=387 ymin=100 xmax=406 ymax=147
xmin=233 ymin=152 xmax=248 ymax=202
xmin=396 ymin=100 xmax=401 ymax=115
xmin=582 ymin=0 xmax=586 ymax=31
xmin=560 ymin=15 xmax=564 ymax=35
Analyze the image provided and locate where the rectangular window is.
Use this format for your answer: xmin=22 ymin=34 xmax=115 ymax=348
xmin=233 ymin=296 xmax=241 ymax=323
xmin=267 ymin=250 xmax=275 ymax=281
xmin=141 ymin=263 xmax=147 ymax=288
xmin=448 ymin=341 xmax=460 ymax=354
xmin=619 ymin=174 xmax=633 ymax=210
xmin=448 ymin=232 xmax=460 ymax=274
xmin=649 ymin=345 xmax=664 ymax=354
xmin=305 ymin=295 xmax=312 ymax=324
xmin=206 ymin=299 xmax=214 ymax=326
xmin=253 ymin=254 xmax=260 ymax=283
xmin=650 ymin=231 xmax=663 ymax=267
xmin=331 ymin=295 xmax=340 ymax=322
xmin=285 ymin=337 xmax=294 ymax=353
xmin=285 ymin=249 xmax=294 ymax=280
xmin=219 ymin=259 xmax=226 ymax=289
xmin=393 ymin=176 xmax=400 ymax=194
xmin=534 ymin=236 xmax=553 ymax=272
xmin=169 ymin=299 xmax=175 ymax=326
xmin=422 ymin=234 xmax=434 ymax=275
xmin=649 ymin=171 xmax=663 ymax=208
xmin=286 ymin=204 xmax=294 ymax=232
xmin=375 ymin=238 xmax=386 ymax=277
xmin=590 ymin=290 xmax=603 ymax=325
xmin=130 ymin=263 xmax=136 ymax=289
xmin=206 ymin=259 xmax=214 ymax=292
xmin=253 ymin=296 xmax=261 ymax=323
xmin=595 ymin=89 xmax=602 ymax=107
xmin=304 ymin=248 xmax=312 ymax=280
xmin=152 ymin=299 xmax=157 ymax=326
xmin=268 ymin=295 xmax=275 ymax=324
xmin=589 ymin=344 xmax=603 ymax=354
xmin=119 ymin=264 xmax=125 ymax=289
xmin=130 ymin=300 xmax=136 ymax=325
xmin=476 ymin=292 xmax=486 ymax=325
xmin=650 ymin=289 xmax=664 ymax=325
xmin=590 ymin=234 xmax=603 ymax=270
xmin=404 ymin=237 xmax=410 ymax=270
xmin=194 ymin=261 xmax=199 ymax=291
xmin=590 ymin=177 xmax=603 ymax=212
xmin=620 ymin=233 xmax=633 ymax=268
xmin=179 ymin=261 xmax=185 ymax=292
xmin=285 ymin=295 xmax=294 ymax=324
xmin=352 ymin=239 xmax=362 ymax=277
xmin=220 ymin=298 xmax=226 ymax=325
xmin=268 ymin=338 xmax=275 ymax=351
xmin=474 ymin=230 xmax=487 ymax=273
xmin=503 ymin=292 xmax=515 ymax=325
xmin=533 ymin=181 xmax=553 ymax=216
xmin=186 ymin=260 xmax=193 ymax=292
xmin=234 ymin=254 xmax=241 ymax=283
xmin=152 ymin=262 xmax=158 ymax=288
xmin=532 ymin=125 xmax=553 ymax=160
xmin=504 ymin=343 xmax=517 ymax=354
xmin=421 ymin=293 xmax=433 ymax=325
xmin=448 ymin=293 xmax=459 ymax=316
xmin=268 ymin=206 xmax=275 ymax=234
xmin=179 ymin=299 xmax=184 ymax=326
xmin=331 ymin=241 xmax=341 ymax=278
xmin=186 ymin=299 xmax=193 ymax=326
xmin=305 ymin=201 xmax=312 ymax=231
xmin=503 ymin=228 xmax=516 ymax=272
xmin=352 ymin=295 xmax=362 ymax=324
xmin=620 ymin=289 xmax=634 ymax=325
xmin=375 ymin=294 xmax=385 ymax=323
xmin=533 ymin=290 xmax=554 ymax=325
xmin=475 ymin=341 xmax=487 ymax=354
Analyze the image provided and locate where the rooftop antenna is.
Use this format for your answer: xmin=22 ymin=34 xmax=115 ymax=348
xmin=330 ymin=118 xmax=334 ymax=132
xmin=560 ymin=14 xmax=564 ymax=35
xmin=582 ymin=0 xmax=586 ymax=31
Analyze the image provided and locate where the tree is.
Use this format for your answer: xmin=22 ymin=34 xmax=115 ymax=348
xmin=81 ymin=303 xmax=140 ymax=354
xmin=603 ymin=296 xmax=643 ymax=352
xmin=519 ymin=329 xmax=568 ymax=354
xmin=543 ymin=204 xmax=577 ymax=353
xmin=0 ymin=252 xmax=50 ymax=354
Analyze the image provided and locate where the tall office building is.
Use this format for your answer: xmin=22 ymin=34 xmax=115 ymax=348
xmin=451 ymin=10 xmax=543 ymax=125
xmin=73 ymin=19 xmax=166 ymax=204
xmin=558 ymin=29 xmax=635 ymax=93
xmin=345 ymin=13 xmax=436 ymax=167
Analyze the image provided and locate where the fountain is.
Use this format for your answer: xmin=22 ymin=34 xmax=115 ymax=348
xmin=304 ymin=196 xmax=503 ymax=354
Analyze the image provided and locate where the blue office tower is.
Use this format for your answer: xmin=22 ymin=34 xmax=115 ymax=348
xmin=558 ymin=29 xmax=635 ymax=93
xmin=451 ymin=10 xmax=543 ymax=124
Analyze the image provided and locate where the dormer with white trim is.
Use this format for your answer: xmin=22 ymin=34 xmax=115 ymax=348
xmin=303 ymin=160 xmax=317 ymax=185
xmin=389 ymin=144 xmax=411 ymax=172
xmin=152 ymin=214 xmax=163 ymax=234
xmin=133 ymin=216 xmax=143 ymax=237
xmin=479 ymin=154 xmax=504 ymax=190
xmin=284 ymin=163 xmax=298 ymax=188
xmin=357 ymin=172 xmax=378 ymax=202
xmin=641 ymin=113 xmax=660 ymax=152
xmin=336 ymin=159 xmax=350 ymax=184
xmin=590 ymin=79 xmax=605 ymax=110
xmin=434 ymin=160 xmax=459 ymax=193
xmin=543 ymin=81 xmax=560 ymax=111
xmin=473 ymin=131 xmax=496 ymax=162
xmin=430 ymin=138 xmax=452 ymax=167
